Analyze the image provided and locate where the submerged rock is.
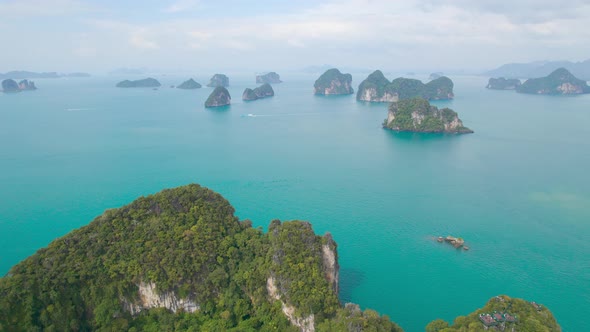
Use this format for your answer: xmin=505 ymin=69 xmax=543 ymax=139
xmin=383 ymin=97 xmax=473 ymax=134
xmin=256 ymin=72 xmax=282 ymax=84
xmin=116 ymin=77 xmax=161 ymax=88
xmin=242 ymin=83 xmax=274 ymax=101
xmin=314 ymin=68 xmax=354 ymax=95
xmin=486 ymin=77 xmax=522 ymax=90
xmin=177 ymin=78 xmax=202 ymax=89
xmin=206 ymin=74 xmax=229 ymax=87
xmin=205 ymin=86 xmax=231 ymax=107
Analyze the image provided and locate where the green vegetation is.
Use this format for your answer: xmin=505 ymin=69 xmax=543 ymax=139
xmin=256 ymin=72 xmax=282 ymax=84
xmin=0 ymin=184 xmax=403 ymax=331
xmin=383 ymin=97 xmax=473 ymax=134
xmin=116 ymin=78 xmax=161 ymax=88
xmin=242 ymin=83 xmax=274 ymax=101
xmin=516 ymin=68 xmax=590 ymax=95
xmin=356 ymin=71 xmax=454 ymax=102
xmin=1 ymin=79 xmax=20 ymax=92
xmin=205 ymin=87 xmax=231 ymax=107
xmin=426 ymin=295 xmax=561 ymax=332
xmin=314 ymin=68 xmax=354 ymax=95
xmin=177 ymin=78 xmax=202 ymax=89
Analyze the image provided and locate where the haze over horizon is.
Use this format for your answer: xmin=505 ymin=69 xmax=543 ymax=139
xmin=1 ymin=0 xmax=589 ymax=74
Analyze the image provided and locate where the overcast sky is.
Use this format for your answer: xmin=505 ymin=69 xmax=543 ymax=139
xmin=1 ymin=0 xmax=589 ymax=73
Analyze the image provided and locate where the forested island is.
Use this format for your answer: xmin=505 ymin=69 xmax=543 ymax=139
xmin=516 ymin=68 xmax=590 ymax=95
xmin=177 ymin=78 xmax=202 ymax=89
xmin=116 ymin=78 xmax=161 ymax=88
xmin=207 ymin=74 xmax=230 ymax=87
xmin=357 ymin=70 xmax=454 ymax=102
xmin=0 ymin=184 xmax=400 ymax=331
xmin=383 ymin=97 xmax=473 ymax=134
xmin=205 ymin=87 xmax=231 ymax=107
xmin=486 ymin=77 xmax=522 ymax=90
xmin=313 ymin=68 xmax=354 ymax=95
xmin=242 ymin=83 xmax=274 ymax=101
xmin=256 ymin=72 xmax=282 ymax=84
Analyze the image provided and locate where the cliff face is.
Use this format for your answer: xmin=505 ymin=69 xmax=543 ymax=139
xmin=356 ymin=70 xmax=399 ymax=102
xmin=516 ymin=68 xmax=590 ymax=95
xmin=122 ymin=282 xmax=199 ymax=315
xmin=357 ymin=71 xmax=454 ymax=102
xmin=314 ymin=68 xmax=354 ymax=95
xmin=256 ymin=72 xmax=282 ymax=84
xmin=486 ymin=77 xmax=522 ymax=90
xmin=384 ymin=97 xmax=473 ymax=134
xmin=206 ymin=74 xmax=229 ymax=87
xmin=321 ymin=233 xmax=339 ymax=295
xmin=205 ymin=86 xmax=231 ymax=107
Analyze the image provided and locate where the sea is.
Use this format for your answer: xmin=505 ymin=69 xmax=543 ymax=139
xmin=0 ymin=73 xmax=589 ymax=331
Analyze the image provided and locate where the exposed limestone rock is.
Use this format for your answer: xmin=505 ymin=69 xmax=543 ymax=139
xmin=122 ymin=282 xmax=199 ymax=315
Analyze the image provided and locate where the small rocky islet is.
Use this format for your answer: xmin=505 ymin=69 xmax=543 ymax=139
xmin=206 ymin=73 xmax=229 ymax=87
xmin=1 ymin=78 xmax=37 ymax=92
xmin=116 ymin=77 xmax=161 ymax=88
xmin=487 ymin=77 xmax=522 ymax=90
xmin=256 ymin=72 xmax=282 ymax=84
xmin=177 ymin=78 xmax=202 ymax=89
xmin=242 ymin=83 xmax=274 ymax=101
xmin=383 ymin=97 xmax=473 ymax=134
xmin=205 ymin=86 xmax=231 ymax=107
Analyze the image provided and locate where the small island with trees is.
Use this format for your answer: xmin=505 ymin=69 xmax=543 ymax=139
xmin=256 ymin=72 xmax=282 ymax=84
xmin=1 ymin=79 xmax=37 ymax=92
xmin=357 ymin=70 xmax=455 ymax=102
xmin=116 ymin=77 xmax=161 ymax=88
xmin=486 ymin=77 xmax=522 ymax=90
xmin=205 ymin=86 xmax=231 ymax=107
xmin=314 ymin=68 xmax=354 ymax=95
xmin=177 ymin=78 xmax=202 ymax=89
xmin=242 ymin=83 xmax=274 ymax=101
xmin=516 ymin=68 xmax=590 ymax=95
xmin=383 ymin=97 xmax=473 ymax=134
xmin=206 ymin=74 xmax=230 ymax=87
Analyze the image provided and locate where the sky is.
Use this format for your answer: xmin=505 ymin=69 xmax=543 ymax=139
xmin=1 ymin=0 xmax=589 ymax=74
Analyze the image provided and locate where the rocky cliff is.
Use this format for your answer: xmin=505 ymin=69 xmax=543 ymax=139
xmin=177 ymin=78 xmax=202 ymax=89
xmin=314 ymin=68 xmax=354 ymax=95
xmin=242 ymin=83 xmax=275 ymax=101
xmin=18 ymin=79 xmax=37 ymax=90
xmin=256 ymin=72 xmax=282 ymax=84
xmin=357 ymin=71 xmax=454 ymax=102
xmin=205 ymin=86 xmax=231 ymax=107
xmin=486 ymin=77 xmax=522 ymax=90
xmin=383 ymin=97 xmax=473 ymax=134
xmin=356 ymin=70 xmax=399 ymax=102
xmin=206 ymin=73 xmax=229 ymax=87
xmin=516 ymin=68 xmax=590 ymax=95
xmin=116 ymin=77 xmax=161 ymax=88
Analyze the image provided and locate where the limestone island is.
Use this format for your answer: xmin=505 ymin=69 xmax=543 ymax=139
xmin=205 ymin=86 xmax=231 ymax=108
xmin=242 ymin=83 xmax=274 ymax=101
xmin=256 ymin=72 xmax=282 ymax=84
xmin=383 ymin=97 xmax=473 ymax=134
xmin=516 ymin=68 xmax=590 ymax=95
xmin=487 ymin=77 xmax=522 ymax=90
xmin=427 ymin=295 xmax=561 ymax=332
xmin=0 ymin=184 xmax=402 ymax=331
xmin=314 ymin=68 xmax=354 ymax=95
xmin=357 ymin=70 xmax=454 ymax=102
xmin=429 ymin=72 xmax=444 ymax=80
xmin=1 ymin=79 xmax=37 ymax=92
xmin=116 ymin=77 xmax=161 ymax=88
xmin=177 ymin=78 xmax=202 ymax=89
xmin=206 ymin=73 xmax=229 ymax=87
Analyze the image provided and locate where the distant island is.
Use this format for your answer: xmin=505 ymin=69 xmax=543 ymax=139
xmin=516 ymin=68 xmax=590 ymax=95
xmin=314 ymin=68 xmax=354 ymax=95
xmin=177 ymin=78 xmax=202 ymax=89
xmin=484 ymin=59 xmax=590 ymax=81
xmin=256 ymin=72 xmax=282 ymax=84
xmin=205 ymin=87 xmax=231 ymax=107
xmin=429 ymin=72 xmax=444 ymax=80
xmin=383 ymin=97 xmax=473 ymax=134
xmin=1 ymin=79 xmax=37 ymax=92
xmin=427 ymin=295 xmax=560 ymax=332
xmin=0 ymin=71 xmax=90 ymax=79
xmin=206 ymin=74 xmax=229 ymax=87
xmin=487 ymin=77 xmax=522 ymax=90
xmin=116 ymin=77 xmax=161 ymax=88
xmin=242 ymin=83 xmax=274 ymax=101
xmin=357 ymin=70 xmax=454 ymax=102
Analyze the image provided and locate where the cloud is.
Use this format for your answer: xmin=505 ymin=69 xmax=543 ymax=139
xmin=164 ymin=0 xmax=200 ymax=13
xmin=0 ymin=0 xmax=96 ymax=17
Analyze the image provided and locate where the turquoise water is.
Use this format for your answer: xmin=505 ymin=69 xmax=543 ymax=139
xmin=1 ymin=74 xmax=589 ymax=331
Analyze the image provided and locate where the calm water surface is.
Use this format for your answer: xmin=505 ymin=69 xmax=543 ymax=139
xmin=1 ymin=74 xmax=589 ymax=331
